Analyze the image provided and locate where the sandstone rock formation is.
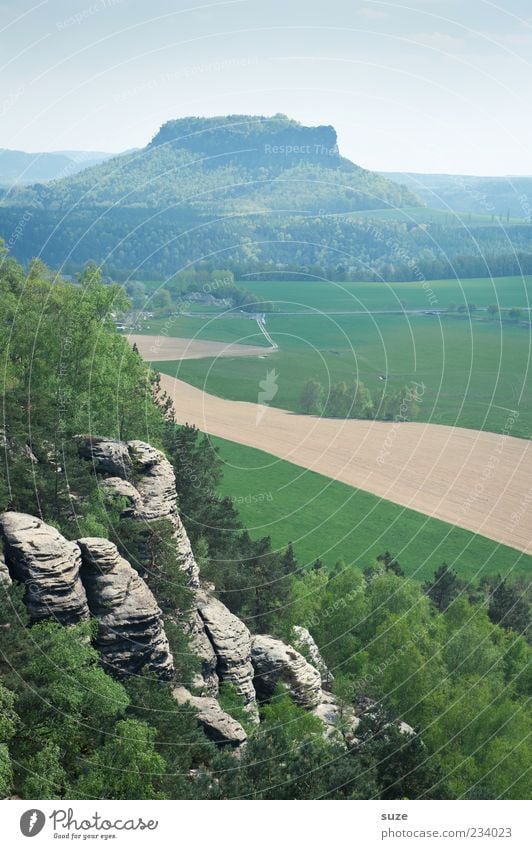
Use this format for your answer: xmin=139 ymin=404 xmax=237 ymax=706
xmin=78 ymin=436 xmax=131 ymax=477
xmin=173 ymin=685 xmax=247 ymax=747
xmin=185 ymin=610 xmax=219 ymax=696
xmin=0 ymin=512 xmax=89 ymax=624
xmin=79 ymin=436 xmax=200 ymax=587
xmin=251 ymin=634 xmax=322 ymax=710
xmin=0 ymin=551 xmax=12 ymax=585
xmin=312 ymin=691 xmax=361 ymax=745
xmin=77 ymin=537 xmax=174 ymax=680
xmin=292 ymin=625 xmax=334 ymax=691
xmin=196 ymin=590 xmax=258 ymax=721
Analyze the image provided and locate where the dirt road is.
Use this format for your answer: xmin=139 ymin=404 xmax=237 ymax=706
xmin=158 ymin=371 xmax=532 ymax=556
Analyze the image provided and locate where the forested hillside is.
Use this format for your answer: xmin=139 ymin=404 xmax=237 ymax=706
xmin=0 ymin=250 xmax=530 ymax=800
xmin=1 ymin=115 xmax=531 ymax=281
xmin=384 ymin=171 xmax=532 ymax=220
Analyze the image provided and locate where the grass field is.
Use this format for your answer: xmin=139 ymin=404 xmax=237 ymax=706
xmin=154 ymin=311 xmax=532 ymax=438
xmin=212 ymin=435 xmax=531 ymax=582
xmin=136 ymin=313 xmax=270 ymax=346
xmin=242 ymin=275 xmax=532 ymax=313
xmin=137 ymin=274 xmax=532 ymax=312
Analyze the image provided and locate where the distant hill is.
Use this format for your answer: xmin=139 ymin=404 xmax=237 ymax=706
xmin=0 ymin=148 xmax=114 ymax=187
xmin=1 ymin=115 xmax=531 ymax=281
xmin=382 ymin=172 xmax=532 ymax=220
xmin=6 ymin=115 xmax=419 ymax=214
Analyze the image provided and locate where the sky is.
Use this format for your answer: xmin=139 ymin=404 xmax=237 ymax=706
xmin=1 ymin=0 xmax=531 ymax=175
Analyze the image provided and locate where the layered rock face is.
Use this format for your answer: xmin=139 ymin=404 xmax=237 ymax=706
xmin=77 ymin=537 xmax=174 ymax=680
xmin=251 ymin=634 xmax=322 ymax=710
xmin=0 ymin=512 xmax=89 ymax=625
xmin=173 ymin=685 xmax=247 ymax=747
xmin=1 ymin=439 xmax=416 ymax=753
xmin=185 ymin=611 xmax=219 ymax=696
xmin=292 ymin=625 xmax=334 ymax=691
xmin=78 ymin=436 xmax=131 ymax=477
xmin=196 ymin=590 xmax=258 ymax=721
xmin=79 ymin=436 xmax=200 ymax=587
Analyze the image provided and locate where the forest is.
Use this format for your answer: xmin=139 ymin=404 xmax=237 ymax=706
xmin=2 ymin=114 xmax=531 ymax=283
xmin=0 ymin=249 xmax=530 ymax=800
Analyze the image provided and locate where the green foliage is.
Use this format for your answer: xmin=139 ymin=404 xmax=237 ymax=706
xmin=122 ymin=674 xmax=218 ymax=799
xmin=217 ymin=682 xmax=253 ymax=733
xmin=299 ymin=377 xmax=324 ymax=414
xmin=164 ymin=423 xmax=297 ymax=630
xmin=486 ymin=575 xmax=531 ymax=638
xmin=423 ymin=563 xmax=464 ymax=611
xmin=0 ymin=254 xmax=530 ymax=801
xmin=231 ymin=690 xmax=378 ymax=800
xmin=0 ymin=682 xmax=17 ymax=797
xmin=72 ymin=719 xmax=166 ymax=800
xmin=357 ymin=706 xmax=444 ymax=799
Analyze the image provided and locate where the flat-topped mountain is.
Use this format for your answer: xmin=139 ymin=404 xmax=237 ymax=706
xmin=6 ymin=114 xmax=418 ymax=214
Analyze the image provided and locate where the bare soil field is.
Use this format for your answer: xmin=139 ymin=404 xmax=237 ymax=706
xmin=129 ymin=334 xmax=274 ymax=361
xmin=158 ymin=372 xmax=532 ymax=556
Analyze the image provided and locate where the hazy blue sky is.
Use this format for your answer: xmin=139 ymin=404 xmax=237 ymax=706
xmin=1 ymin=0 xmax=531 ymax=174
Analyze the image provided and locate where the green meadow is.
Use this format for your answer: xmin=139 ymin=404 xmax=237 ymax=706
xmin=212 ymin=435 xmax=531 ymax=582
xmin=148 ymin=275 xmax=531 ymax=575
xmin=154 ymin=309 xmax=532 ymax=437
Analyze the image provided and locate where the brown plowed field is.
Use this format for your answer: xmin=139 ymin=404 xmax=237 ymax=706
xmin=158 ymin=371 xmax=532 ymax=556
xmin=129 ymin=333 xmax=274 ymax=361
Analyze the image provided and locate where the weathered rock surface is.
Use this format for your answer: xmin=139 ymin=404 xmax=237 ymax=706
xmin=173 ymin=685 xmax=247 ymax=747
xmin=77 ymin=537 xmax=174 ymax=680
xmin=101 ymin=477 xmax=143 ymax=516
xmin=80 ymin=437 xmax=200 ymax=587
xmin=196 ymin=590 xmax=258 ymax=721
xmin=185 ymin=611 xmax=219 ymax=696
xmin=78 ymin=436 xmax=132 ymax=477
xmin=0 ymin=512 xmax=89 ymax=624
xmin=127 ymin=440 xmax=177 ymax=521
xmin=292 ymin=625 xmax=334 ymax=691
xmin=313 ymin=691 xmax=360 ymax=744
xmin=0 ymin=551 xmax=12 ymax=585
xmin=251 ymin=634 xmax=322 ymax=710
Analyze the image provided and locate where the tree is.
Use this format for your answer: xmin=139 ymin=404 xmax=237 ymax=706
xmin=423 ymin=562 xmax=463 ymax=612
xmin=357 ymin=706 xmax=444 ymax=799
xmin=377 ymin=551 xmax=404 ymax=578
xmin=73 ymin=720 xmax=166 ymax=800
xmin=508 ymin=307 xmax=521 ymax=321
xmin=233 ymin=690 xmax=378 ymax=799
xmin=0 ymin=684 xmax=17 ymax=798
xmin=299 ymin=378 xmax=324 ymax=414
xmin=487 ymin=576 xmax=530 ymax=637
xmin=351 ymin=380 xmax=374 ymax=418
xmin=487 ymin=303 xmax=499 ymax=317
xmin=324 ymin=381 xmax=350 ymax=417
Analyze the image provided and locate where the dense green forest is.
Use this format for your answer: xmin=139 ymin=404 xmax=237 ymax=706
xmin=2 ymin=114 xmax=531 ymax=282
xmin=2 ymin=204 xmax=531 ymax=284
xmin=0 ymin=250 xmax=530 ymax=800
